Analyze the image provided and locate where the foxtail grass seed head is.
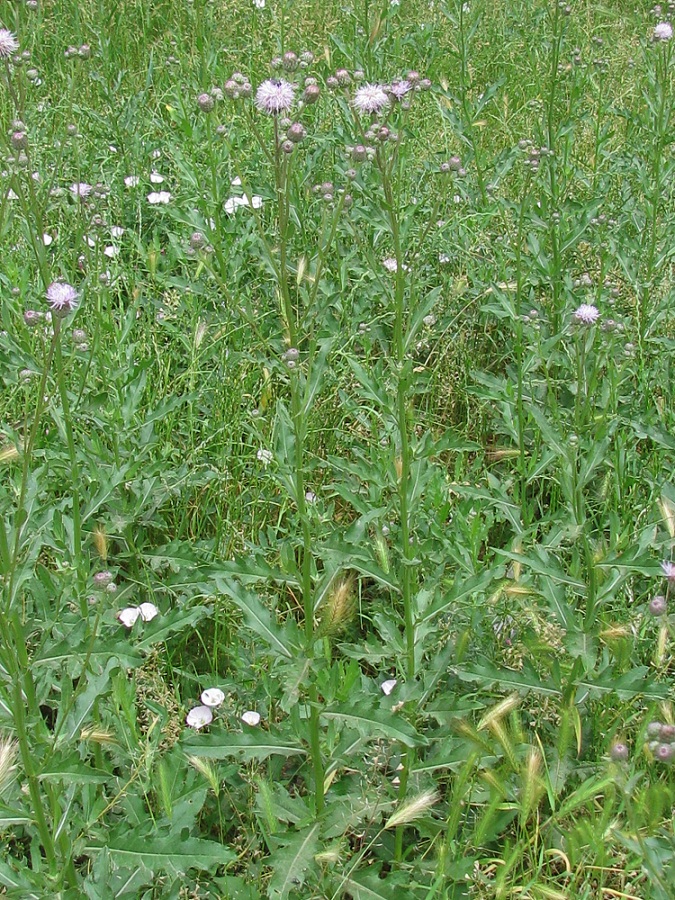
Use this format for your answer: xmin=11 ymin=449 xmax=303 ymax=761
xmin=200 ymin=688 xmax=225 ymax=707
xmin=186 ymin=705 xmax=213 ymax=730
xmin=353 ymin=84 xmax=390 ymax=115
xmin=321 ymin=573 xmax=356 ymax=634
xmin=574 ymin=303 xmax=600 ymax=325
xmin=188 ymin=755 xmax=220 ymax=793
xmin=0 ymin=28 xmax=18 ymax=59
xmin=385 ymin=790 xmax=439 ymax=829
xmin=0 ymin=737 xmax=18 ymax=794
xmin=255 ymin=79 xmax=295 ymax=114
xmin=653 ymin=21 xmax=673 ymax=40
xmin=46 ymin=281 xmax=79 ymax=316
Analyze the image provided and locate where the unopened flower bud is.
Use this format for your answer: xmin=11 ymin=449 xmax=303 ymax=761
xmin=335 ymin=68 xmax=350 ymax=85
xmin=78 ymin=44 xmax=91 ymax=59
xmin=282 ymin=51 xmax=298 ymax=71
xmin=281 ymin=139 xmax=294 ymax=154
xmin=352 ymin=144 xmax=368 ymax=162
xmin=303 ymin=83 xmax=320 ymax=104
xmin=93 ymin=570 xmax=113 ymax=588
xmin=326 ymin=76 xmax=338 ymax=89
xmin=24 ymin=310 xmax=41 ymax=326
xmin=72 ymin=328 xmax=87 ymax=342
xmin=610 ymin=742 xmax=629 ymax=762
xmin=190 ymin=231 xmax=205 ymax=249
xmin=407 ymin=70 xmax=421 ymax=84
xmin=11 ymin=130 xmax=27 ymax=150
xmin=66 ymin=123 xmax=78 ymax=136
xmin=286 ymin=122 xmax=306 ymax=143
xmin=649 ymin=595 xmax=667 ymax=617
xmin=197 ymin=92 xmax=214 ymax=112
xmin=224 ymin=80 xmax=240 ymax=99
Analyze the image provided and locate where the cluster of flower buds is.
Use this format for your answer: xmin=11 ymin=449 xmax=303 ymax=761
xmin=518 ymin=140 xmax=553 ymax=172
xmin=647 ymin=722 xmax=675 ymax=763
xmin=439 ymin=156 xmax=466 ymax=176
xmin=224 ymin=72 xmax=253 ymax=100
xmin=282 ymin=347 xmax=299 ymax=369
xmin=271 ymin=50 xmax=314 ymax=72
xmin=64 ymin=43 xmax=91 ymax=59
xmin=71 ymin=327 xmax=89 ymax=353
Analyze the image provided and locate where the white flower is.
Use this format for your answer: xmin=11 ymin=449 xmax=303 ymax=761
xmin=186 ymin=705 xmax=213 ymax=730
xmin=70 ymin=182 xmax=92 ymax=198
xmin=253 ymin=0 xmax=265 ymax=7
xmin=380 ymin=679 xmax=397 ymax=696
xmin=6 ymin=188 xmax=18 ymax=200
xmin=117 ymin=607 xmax=141 ymax=628
xmin=654 ymin=22 xmax=673 ymax=41
xmin=353 ymin=84 xmax=390 ymax=115
xmin=231 ymin=176 xmax=242 ymax=186
xmin=151 ymin=149 xmax=161 ymax=159
xmin=147 ymin=191 xmax=171 ymax=204
xmin=150 ymin=171 xmax=165 ymax=183
xmin=255 ymin=79 xmax=295 ymax=115
xmin=111 ymin=226 xmax=125 ymax=238
xmin=124 ymin=175 xmax=139 ymax=187
xmin=241 ymin=710 xmax=261 ymax=726
xmin=257 ymin=448 xmax=273 ymax=466
xmin=249 ymin=194 xmax=263 ymax=209
xmin=382 ymin=257 xmax=408 ymax=273
xmin=43 ymin=233 xmax=53 ymax=246
xmin=201 ymin=688 xmax=225 ymax=707
xmin=573 ymin=304 xmax=600 ymax=325
xmin=104 ymin=245 xmax=119 ymax=258
xmin=137 ymin=602 xmax=159 ymax=621
xmin=0 ymin=28 xmax=19 ymax=59
xmin=224 ymin=196 xmax=247 ymax=214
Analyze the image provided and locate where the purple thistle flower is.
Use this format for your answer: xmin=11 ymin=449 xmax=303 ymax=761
xmin=388 ymin=80 xmax=412 ymax=101
xmin=352 ymin=84 xmax=390 ymax=115
xmin=255 ymin=79 xmax=295 ymax=115
xmin=653 ymin=22 xmax=673 ymax=41
xmin=0 ymin=28 xmax=19 ymax=59
xmin=70 ymin=182 xmax=92 ymax=199
xmin=661 ymin=561 xmax=675 ymax=581
xmin=574 ymin=303 xmax=600 ymax=325
xmin=46 ymin=282 xmax=79 ymax=316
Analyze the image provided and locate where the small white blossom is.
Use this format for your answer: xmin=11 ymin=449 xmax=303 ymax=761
xmin=242 ymin=710 xmax=261 ymax=726
xmin=147 ymin=191 xmax=171 ymax=204
xmin=124 ymin=175 xmax=139 ymax=187
xmin=111 ymin=226 xmax=125 ymax=238
xmin=149 ymin=171 xmax=165 ymax=184
xmin=201 ymin=688 xmax=225 ymax=707
xmin=381 ymin=679 xmax=398 ymax=696
xmin=117 ymin=607 xmax=141 ymax=628
xmin=186 ymin=705 xmax=213 ymax=730
xmin=257 ymin=448 xmax=273 ymax=466
xmin=137 ymin=602 xmax=159 ymax=621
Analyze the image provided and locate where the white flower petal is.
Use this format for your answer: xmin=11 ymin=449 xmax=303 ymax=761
xmin=201 ymin=688 xmax=225 ymax=707
xmin=380 ymin=678 xmax=397 ymax=696
xmin=186 ymin=705 xmax=214 ymax=729
xmin=118 ymin=607 xmax=141 ymax=628
xmin=241 ymin=710 xmax=261 ymax=726
xmin=138 ymin=602 xmax=159 ymax=621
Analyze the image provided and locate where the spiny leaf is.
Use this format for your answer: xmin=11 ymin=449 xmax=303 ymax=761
xmin=321 ymin=702 xmax=425 ymax=748
xmin=184 ymin=730 xmax=307 ymax=761
xmin=267 ymin=823 xmax=320 ymax=900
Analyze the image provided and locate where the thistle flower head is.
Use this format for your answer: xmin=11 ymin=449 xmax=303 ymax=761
xmin=388 ymin=80 xmax=412 ymax=101
xmin=574 ymin=303 xmax=600 ymax=325
xmin=46 ymin=281 xmax=79 ymax=316
xmin=70 ymin=182 xmax=92 ymax=199
xmin=661 ymin=560 xmax=675 ymax=581
xmin=653 ymin=22 xmax=673 ymax=41
xmin=0 ymin=28 xmax=19 ymax=59
xmin=353 ymin=83 xmax=390 ymax=115
xmin=255 ymin=78 xmax=295 ymax=115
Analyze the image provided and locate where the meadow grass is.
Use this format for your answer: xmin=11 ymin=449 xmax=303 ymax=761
xmin=0 ymin=0 xmax=674 ymax=897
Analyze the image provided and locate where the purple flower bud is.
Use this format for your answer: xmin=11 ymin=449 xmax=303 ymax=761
xmin=197 ymin=92 xmax=214 ymax=112
xmin=11 ymin=131 xmax=27 ymax=150
xmin=300 ymin=51 xmax=314 ymax=64
xmin=419 ymin=78 xmax=432 ymax=90
xmin=24 ymin=310 xmax=42 ymax=326
xmin=224 ymin=80 xmax=240 ymax=99
xmin=660 ymin=724 xmax=675 ymax=741
xmin=649 ymin=595 xmax=667 ymax=617
xmin=335 ymin=68 xmax=351 ymax=85
xmin=282 ymin=51 xmax=298 ymax=71
xmin=71 ymin=328 xmax=87 ymax=343
xmin=352 ymin=144 xmax=368 ymax=162
xmin=610 ymin=742 xmax=629 ymax=762
xmin=303 ymin=83 xmax=321 ymax=104
xmin=78 ymin=44 xmax=91 ymax=59
xmin=93 ymin=570 xmax=113 ymax=588
xmin=286 ymin=122 xmax=306 ymax=143
xmin=190 ymin=231 xmax=206 ymax=249
xmin=654 ymin=743 xmax=674 ymax=763
xmin=281 ymin=140 xmax=295 ymax=154
xmin=407 ymin=70 xmax=421 ymax=84
xmin=326 ymin=76 xmax=339 ymax=90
